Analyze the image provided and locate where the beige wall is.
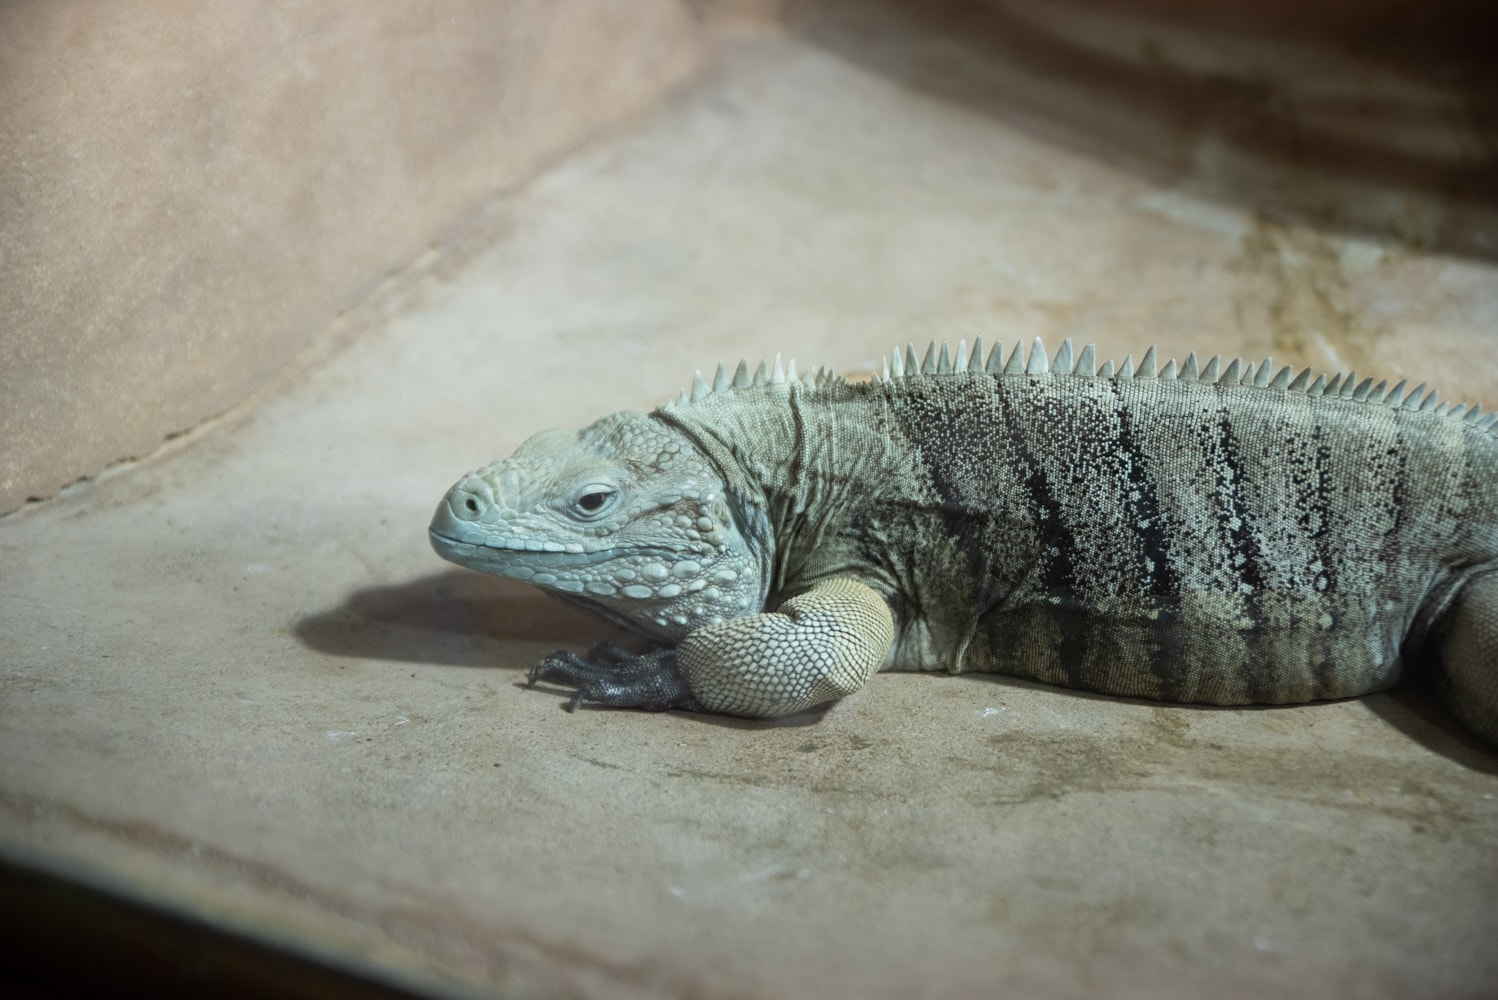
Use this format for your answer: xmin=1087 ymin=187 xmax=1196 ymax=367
xmin=0 ymin=1 xmax=704 ymax=515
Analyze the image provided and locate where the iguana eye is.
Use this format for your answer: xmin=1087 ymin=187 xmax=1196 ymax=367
xmin=569 ymin=486 xmax=618 ymax=519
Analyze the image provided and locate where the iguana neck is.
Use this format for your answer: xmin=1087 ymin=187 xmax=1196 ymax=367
xmin=650 ymin=399 xmax=786 ymax=609
xmin=654 ymin=380 xmax=908 ymax=604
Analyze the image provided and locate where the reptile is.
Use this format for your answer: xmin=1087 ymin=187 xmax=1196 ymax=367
xmin=428 ymin=338 xmax=1498 ymax=746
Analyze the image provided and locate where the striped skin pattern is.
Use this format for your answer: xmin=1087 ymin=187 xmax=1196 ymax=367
xmin=430 ymin=338 xmax=1498 ymax=745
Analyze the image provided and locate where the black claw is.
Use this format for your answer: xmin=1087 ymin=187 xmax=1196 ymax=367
xmin=527 ymin=650 xmax=577 ymax=688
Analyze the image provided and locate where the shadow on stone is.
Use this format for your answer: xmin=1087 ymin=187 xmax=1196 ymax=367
xmin=297 ymin=572 xmax=824 ymax=727
xmin=293 ymin=569 xmax=615 ymax=668
xmin=971 ymin=669 xmax=1498 ymax=768
xmin=298 ymin=573 xmax=1498 ymax=751
xmin=528 ymin=687 xmax=833 ymax=729
xmin=1362 ymin=682 xmax=1498 ymax=773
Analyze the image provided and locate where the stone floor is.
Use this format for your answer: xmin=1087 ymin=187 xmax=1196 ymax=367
xmin=3 ymin=6 xmax=1497 ymax=997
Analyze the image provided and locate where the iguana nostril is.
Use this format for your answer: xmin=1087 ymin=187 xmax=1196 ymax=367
xmin=451 ymin=491 xmax=484 ymax=521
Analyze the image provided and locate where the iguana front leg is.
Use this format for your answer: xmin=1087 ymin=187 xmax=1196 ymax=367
xmin=529 ymin=578 xmax=895 ymax=717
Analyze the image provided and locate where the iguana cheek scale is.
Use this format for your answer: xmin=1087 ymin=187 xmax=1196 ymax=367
xmin=429 ymin=338 xmax=1498 ymax=746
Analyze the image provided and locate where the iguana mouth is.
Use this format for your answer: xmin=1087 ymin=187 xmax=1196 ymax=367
xmin=430 ymin=528 xmax=587 ymax=555
xmin=428 ymin=529 xmax=683 ymax=565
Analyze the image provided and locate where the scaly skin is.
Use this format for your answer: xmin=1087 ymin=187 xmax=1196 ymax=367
xmin=429 ymin=338 xmax=1498 ymax=745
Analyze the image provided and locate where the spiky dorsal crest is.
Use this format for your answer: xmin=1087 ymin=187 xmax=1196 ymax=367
xmin=660 ymin=351 xmax=841 ymax=413
xmin=660 ymin=337 xmax=1490 ymax=433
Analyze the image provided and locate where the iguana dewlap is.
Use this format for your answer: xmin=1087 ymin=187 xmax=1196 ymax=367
xmin=429 ymin=338 xmax=1498 ymax=746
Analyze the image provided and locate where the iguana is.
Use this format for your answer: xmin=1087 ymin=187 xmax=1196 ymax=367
xmin=429 ymin=338 xmax=1498 ymax=746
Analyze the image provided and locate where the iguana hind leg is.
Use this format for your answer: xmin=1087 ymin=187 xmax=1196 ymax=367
xmin=675 ymin=577 xmax=894 ymax=717
xmin=1433 ymin=569 xmax=1498 ymax=746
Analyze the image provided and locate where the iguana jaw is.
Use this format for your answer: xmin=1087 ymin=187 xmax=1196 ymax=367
xmin=433 ymin=529 xmax=759 ymax=638
xmin=427 ymin=528 xmax=640 ymax=572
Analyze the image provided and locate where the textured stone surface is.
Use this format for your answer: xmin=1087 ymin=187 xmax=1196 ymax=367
xmin=0 ymin=0 xmax=702 ymax=514
xmin=3 ymin=4 xmax=1497 ymax=997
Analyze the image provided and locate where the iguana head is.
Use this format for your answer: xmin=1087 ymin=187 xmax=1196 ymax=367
xmin=430 ymin=411 xmax=766 ymax=640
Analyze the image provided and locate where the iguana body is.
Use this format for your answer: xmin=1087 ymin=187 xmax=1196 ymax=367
xmin=429 ymin=339 xmax=1498 ymax=746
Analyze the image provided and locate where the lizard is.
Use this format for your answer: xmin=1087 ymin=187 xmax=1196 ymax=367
xmin=428 ymin=338 xmax=1498 ymax=746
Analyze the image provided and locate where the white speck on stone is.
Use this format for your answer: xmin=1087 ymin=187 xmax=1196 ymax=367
xmin=326 ymin=730 xmax=358 ymax=742
xmin=244 ymin=563 xmax=268 ymax=575
xmin=981 ymin=707 xmax=1004 ymax=717
xmin=394 ymin=715 xmax=410 ymax=726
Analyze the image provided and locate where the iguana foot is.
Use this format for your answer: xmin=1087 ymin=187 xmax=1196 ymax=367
xmin=526 ymin=646 xmax=702 ymax=712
